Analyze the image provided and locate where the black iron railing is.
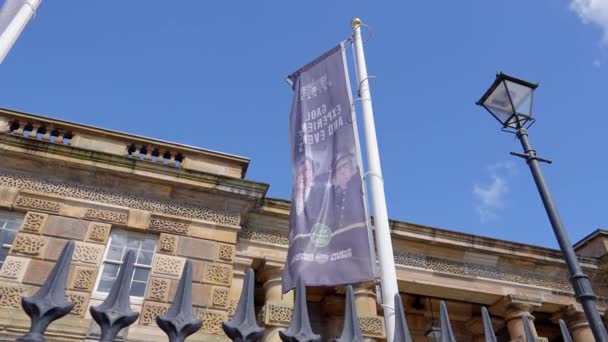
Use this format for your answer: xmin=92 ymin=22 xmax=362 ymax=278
xmin=13 ymin=240 xmax=578 ymax=342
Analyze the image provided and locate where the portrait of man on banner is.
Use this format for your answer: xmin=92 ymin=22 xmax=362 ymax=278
xmin=283 ymin=43 xmax=375 ymax=292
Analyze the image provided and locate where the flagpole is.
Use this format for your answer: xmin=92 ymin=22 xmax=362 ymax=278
xmin=0 ymin=0 xmax=41 ymax=63
xmin=351 ymin=17 xmax=399 ymax=341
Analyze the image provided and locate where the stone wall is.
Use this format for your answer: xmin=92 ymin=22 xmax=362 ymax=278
xmin=0 ymin=186 xmax=239 ymax=341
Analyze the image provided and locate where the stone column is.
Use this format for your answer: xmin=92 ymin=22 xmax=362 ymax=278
xmin=259 ymin=265 xmax=294 ymax=342
xmin=353 ymin=282 xmax=377 ymax=316
xmin=491 ymin=295 xmax=542 ymax=342
xmin=353 ymin=282 xmax=384 ymax=341
xmin=554 ymin=305 xmax=594 ymax=342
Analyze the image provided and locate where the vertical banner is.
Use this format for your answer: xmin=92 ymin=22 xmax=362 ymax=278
xmin=282 ymin=43 xmax=374 ymax=292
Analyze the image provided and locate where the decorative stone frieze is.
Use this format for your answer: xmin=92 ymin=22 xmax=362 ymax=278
xmin=149 ymin=218 xmax=190 ymax=235
xmin=140 ymin=302 xmax=169 ymax=326
xmin=158 ymin=233 xmax=178 ymax=254
xmin=238 ymin=227 xmax=289 ymax=245
xmin=14 ymin=195 xmax=61 ymax=213
xmin=10 ymin=233 xmax=47 ymax=256
xmin=227 ymin=298 xmax=238 ymax=318
xmin=0 ymin=256 xmax=29 ymax=281
xmin=394 ymin=250 xmax=578 ymax=295
xmin=202 ymin=263 xmax=232 ymax=286
xmin=70 ymin=267 xmax=96 ymax=290
xmin=0 ymin=170 xmax=240 ymax=225
xmin=65 ymin=292 xmax=89 ymax=317
xmin=264 ymin=303 xmax=293 ymax=327
xmin=72 ymin=242 xmax=104 ymax=265
xmin=0 ymin=284 xmax=26 ymax=308
xmin=198 ymin=309 xmax=228 ymax=335
xmin=20 ymin=212 xmax=48 ymax=234
xmin=210 ymin=287 xmax=229 ymax=308
xmin=84 ymin=208 xmax=128 ymax=224
xmin=151 ymin=255 xmax=186 ymax=278
xmin=216 ymin=243 xmax=235 ymax=263
xmin=146 ymin=277 xmax=170 ymax=302
xmin=86 ymin=222 xmax=111 ymax=243
xmin=359 ymin=316 xmax=386 ymax=338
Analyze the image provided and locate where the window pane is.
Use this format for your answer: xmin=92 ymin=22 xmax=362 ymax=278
xmin=126 ymin=238 xmax=140 ymax=249
xmin=98 ymin=279 xmax=114 ymax=293
xmin=106 ymin=245 xmax=123 ymax=262
xmin=0 ymin=247 xmax=9 ymax=264
xmin=125 ymin=247 xmax=138 ymax=260
xmin=97 ymin=263 xmax=120 ymax=293
xmin=110 ymin=232 xmax=127 ymax=246
xmin=141 ymin=238 xmax=156 ymax=251
xmin=101 ymin=263 xmax=120 ymax=278
xmin=4 ymin=221 xmax=21 ymax=230
xmin=137 ymin=251 xmax=153 ymax=265
xmin=0 ymin=229 xmax=16 ymax=245
xmin=133 ymin=267 xmax=150 ymax=282
xmin=130 ymin=281 xmax=147 ymax=297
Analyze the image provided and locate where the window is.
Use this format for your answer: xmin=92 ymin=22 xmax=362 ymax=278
xmin=0 ymin=211 xmax=24 ymax=268
xmin=95 ymin=230 xmax=157 ymax=299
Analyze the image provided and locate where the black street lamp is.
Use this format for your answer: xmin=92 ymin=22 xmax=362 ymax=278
xmin=476 ymin=72 xmax=608 ymax=342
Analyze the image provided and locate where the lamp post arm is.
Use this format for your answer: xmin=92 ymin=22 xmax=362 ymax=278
xmin=515 ymin=127 xmax=608 ymax=342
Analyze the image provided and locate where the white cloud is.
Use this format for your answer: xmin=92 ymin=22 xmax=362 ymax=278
xmin=570 ymin=0 xmax=608 ymax=44
xmin=473 ymin=162 xmax=515 ymax=223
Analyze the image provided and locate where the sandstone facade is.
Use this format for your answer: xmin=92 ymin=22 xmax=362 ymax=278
xmin=0 ymin=108 xmax=605 ymax=341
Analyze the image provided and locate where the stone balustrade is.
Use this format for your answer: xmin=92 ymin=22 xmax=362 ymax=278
xmin=0 ymin=108 xmax=249 ymax=178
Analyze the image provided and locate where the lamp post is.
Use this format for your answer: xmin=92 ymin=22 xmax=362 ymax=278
xmin=476 ymin=72 xmax=608 ymax=342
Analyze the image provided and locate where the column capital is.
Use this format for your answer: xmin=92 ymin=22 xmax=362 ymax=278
xmin=489 ymin=295 xmax=542 ymax=319
xmin=232 ymin=256 xmax=254 ymax=279
xmin=552 ymin=304 xmax=589 ymax=330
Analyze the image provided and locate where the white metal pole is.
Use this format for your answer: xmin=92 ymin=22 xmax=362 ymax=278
xmin=0 ymin=0 xmax=41 ymax=63
xmin=351 ymin=17 xmax=399 ymax=341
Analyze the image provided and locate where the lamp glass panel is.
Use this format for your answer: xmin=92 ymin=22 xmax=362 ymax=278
xmin=482 ymin=81 xmax=513 ymax=124
xmin=506 ymin=115 xmax=530 ymax=129
xmin=504 ymin=79 xmax=533 ymax=116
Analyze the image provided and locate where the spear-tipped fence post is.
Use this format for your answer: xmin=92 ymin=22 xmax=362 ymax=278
xmin=559 ymin=319 xmax=573 ymax=342
xmin=156 ymin=259 xmax=203 ymax=342
xmin=333 ymin=285 xmax=364 ymax=342
xmin=439 ymin=301 xmax=456 ymax=342
xmin=481 ymin=307 xmax=497 ymax=342
xmin=17 ymin=240 xmax=75 ymax=342
xmin=89 ymin=250 xmax=139 ymax=341
xmin=222 ymin=268 xmax=264 ymax=341
xmin=522 ymin=314 xmax=536 ymax=341
xmin=279 ymin=277 xmax=320 ymax=342
xmin=393 ymin=293 xmax=412 ymax=342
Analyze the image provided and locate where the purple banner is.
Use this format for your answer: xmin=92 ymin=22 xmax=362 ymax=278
xmin=282 ymin=44 xmax=375 ymax=292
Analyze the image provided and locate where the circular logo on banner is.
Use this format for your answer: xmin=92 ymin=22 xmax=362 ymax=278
xmin=310 ymin=223 xmax=331 ymax=247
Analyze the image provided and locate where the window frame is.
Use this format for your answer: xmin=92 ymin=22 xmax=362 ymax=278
xmin=92 ymin=230 xmax=158 ymax=305
xmin=0 ymin=211 xmax=24 ymax=268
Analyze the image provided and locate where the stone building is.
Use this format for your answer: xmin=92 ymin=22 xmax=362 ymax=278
xmin=0 ymin=107 xmax=605 ymax=341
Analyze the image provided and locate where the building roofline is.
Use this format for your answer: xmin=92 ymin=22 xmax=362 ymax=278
xmin=0 ymin=106 xmax=251 ymax=177
xmin=573 ymin=229 xmax=608 ymax=250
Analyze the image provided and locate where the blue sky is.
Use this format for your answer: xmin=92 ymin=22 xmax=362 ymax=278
xmin=2 ymin=1 xmax=607 ymax=248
